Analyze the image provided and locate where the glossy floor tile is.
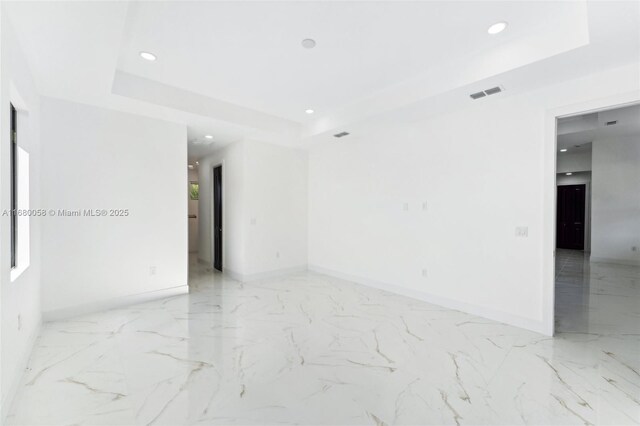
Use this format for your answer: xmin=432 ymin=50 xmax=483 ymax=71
xmin=7 ymin=253 xmax=640 ymax=425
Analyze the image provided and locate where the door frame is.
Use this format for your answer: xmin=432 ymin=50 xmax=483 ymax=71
xmin=543 ymin=91 xmax=640 ymax=336
xmin=210 ymin=161 xmax=225 ymax=271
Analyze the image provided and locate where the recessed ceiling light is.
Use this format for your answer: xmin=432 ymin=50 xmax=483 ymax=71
xmin=302 ymin=39 xmax=316 ymax=49
xmin=305 ymin=109 xmax=314 ymax=114
xmin=487 ymin=21 xmax=508 ymax=35
xmin=188 ymin=164 xmax=194 ymax=169
xmin=139 ymin=51 xmax=157 ymax=61
xmin=566 ymin=172 xmax=572 ymax=176
xmin=195 ymin=161 xmax=199 ymax=165
xmin=205 ymin=135 xmax=213 ymax=139
xmin=560 ymin=149 xmax=568 ymax=152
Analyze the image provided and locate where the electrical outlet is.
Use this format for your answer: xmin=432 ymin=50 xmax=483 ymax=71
xmin=403 ymin=202 xmax=409 ymax=211
xmin=422 ymin=201 xmax=428 ymax=212
xmin=17 ymin=314 xmax=21 ymax=331
xmin=150 ymin=266 xmax=157 ymax=276
xmin=421 ymin=268 xmax=428 ymax=278
xmin=515 ymin=226 xmax=528 ymax=237
xmin=276 ymin=251 xmax=280 ymax=259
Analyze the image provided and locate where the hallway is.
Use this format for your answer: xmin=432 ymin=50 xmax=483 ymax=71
xmin=555 ymin=249 xmax=640 ymax=335
xmin=7 ymin=257 xmax=640 ymax=425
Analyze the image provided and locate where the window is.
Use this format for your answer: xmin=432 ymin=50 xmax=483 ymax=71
xmin=9 ymin=102 xmax=31 ymax=281
xmin=10 ymin=104 xmax=17 ymax=269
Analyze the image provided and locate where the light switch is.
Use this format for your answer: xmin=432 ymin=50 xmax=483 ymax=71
xmin=515 ymin=226 xmax=528 ymax=237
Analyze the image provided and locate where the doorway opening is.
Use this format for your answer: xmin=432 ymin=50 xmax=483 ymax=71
xmin=213 ymin=165 xmax=223 ymax=271
xmin=553 ymin=102 xmax=640 ymax=335
xmin=188 ymin=162 xmax=200 ymax=257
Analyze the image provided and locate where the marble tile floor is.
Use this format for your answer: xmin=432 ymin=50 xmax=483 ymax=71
xmin=6 ymin=253 xmax=640 ymax=425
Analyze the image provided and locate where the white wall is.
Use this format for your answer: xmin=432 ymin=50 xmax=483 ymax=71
xmin=198 ymin=140 xmax=307 ymax=279
xmin=556 ymin=171 xmax=591 ymax=186
xmin=591 ymin=136 xmax=640 ymax=265
xmin=40 ymin=98 xmax=188 ymax=318
xmin=556 ymin=150 xmax=592 ymax=173
xmin=0 ymin=6 xmax=42 ymax=420
xmin=308 ymin=63 xmax=640 ymax=334
xmin=243 ymin=140 xmax=307 ymax=277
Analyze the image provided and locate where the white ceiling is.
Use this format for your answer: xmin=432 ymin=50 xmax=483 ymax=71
xmin=116 ymin=1 xmax=581 ymax=122
xmin=4 ymin=1 xmax=640 ymax=159
xmin=557 ymin=104 xmax=640 ymax=152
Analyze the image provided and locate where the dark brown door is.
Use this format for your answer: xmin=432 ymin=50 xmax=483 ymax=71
xmin=213 ymin=166 xmax=223 ymax=271
xmin=556 ymin=184 xmax=586 ymax=250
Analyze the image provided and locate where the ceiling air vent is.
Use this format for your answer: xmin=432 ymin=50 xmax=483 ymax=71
xmin=334 ymin=131 xmax=350 ymax=138
xmin=606 ymin=120 xmax=617 ymax=126
xmin=470 ymin=85 xmax=504 ymax=100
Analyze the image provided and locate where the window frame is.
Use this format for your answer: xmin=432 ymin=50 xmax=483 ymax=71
xmin=10 ymin=103 xmax=17 ymax=269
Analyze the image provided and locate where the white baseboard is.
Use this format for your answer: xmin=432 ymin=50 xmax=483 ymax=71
xmin=1 ymin=320 xmax=41 ymax=424
xmin=308 ymin=265 xmax=548 ymax=336
xmin=223 ymin=268 xmax=243 ymax=281
xmin=43 ymin=285 xmax=189 ymax=322
xmin=224 ymin=265 xmax=307 ymax=282
xmin=590 ymin=256 xmax=640 ymax=267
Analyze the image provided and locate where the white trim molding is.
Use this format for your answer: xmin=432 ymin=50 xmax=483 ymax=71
xmin=224 ymin=265 xmax=308 ymax=283
xmin=308 ymin=265 xmax=547 ymax=335
xmin=591 ymin=257 xmax=640 ymax=267
xmin=43 ymin=285 xmax=189 ymax=322
xmin=1 ymin=320 xmax=41 ymax=425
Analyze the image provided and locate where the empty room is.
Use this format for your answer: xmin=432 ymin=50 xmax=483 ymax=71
xmin=0 ymin=1 xmax=638 ymax=425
